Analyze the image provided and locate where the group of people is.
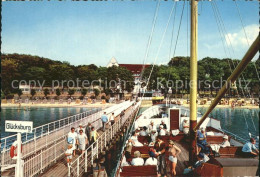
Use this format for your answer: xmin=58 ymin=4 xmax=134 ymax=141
xmin=65 ymin=111 xmax=122 ymax=166
xmin=101 ymin=111 xmax=124 ymax=131
xmin=125 ymin=136 xmax=181 ymax=177
xmin=65 ymin=123 xmax=99 ymax=166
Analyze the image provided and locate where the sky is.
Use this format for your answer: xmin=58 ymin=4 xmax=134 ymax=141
xmin=2 ymin=0 xmax=259 ymax=67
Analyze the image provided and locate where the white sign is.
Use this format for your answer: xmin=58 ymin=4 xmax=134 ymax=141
xmin=5 ymin=120 xmax=33 ymax=133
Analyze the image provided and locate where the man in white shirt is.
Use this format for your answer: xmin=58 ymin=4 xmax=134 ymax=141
xmin=182 ymin=119 xmax=189 ymax=135
xmin=145 ymin=149 xmax=158 ymax=165
xmin=159 ymin=125 xmax=166 ymax=136
xmin=148 ymin=121 xmax=156 ymax=134
xmin=131 ymin=151 xmax=144 ymax=166
xmin=149 ymin=130 xmax=158 ymax=146
xmin=109 ymin=112 xmax=115 ymax=126
xmin=76 ymin=124 xmax=85 ymax=134
xmin=67 ymin=127 xmax=78 ymax=156
xmin=219 ymin=135 xmax=230 ymax=148
xmin=139 ymin=126 xmax=148 ymax=136
xmin=242 ymin=138 xmax=259 ymax=158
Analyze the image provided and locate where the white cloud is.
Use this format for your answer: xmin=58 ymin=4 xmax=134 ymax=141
xmin=225 ymin=24 xmax=258 ymax=47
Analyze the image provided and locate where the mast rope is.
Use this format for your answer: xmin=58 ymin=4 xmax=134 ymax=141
xmin=212 ymin=1 xmax=248 ymax=97
xmin=211 ymin=1 xmax=258 ymax=138
xmin=166 ymin=1 xmax=186 ymax=84
xmin=234 ymin=1 xmax=260 ymax=82
xmin=145 ymin=2 xmax=176 ymax=91
xmin=139 ymin=0 xmax=161 ymax=84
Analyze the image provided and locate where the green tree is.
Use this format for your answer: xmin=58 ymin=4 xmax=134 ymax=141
xmin=93 ymin=89 xmax=100 ymax=98
xmin=81 ymin=88 xmax=87 ymax=97
xmin=30 ymin=89 xmax=36 ymax=98
xmin=17 ymin=89 xmax=23 ymax=98
xmin=2 ymin=59 xmax=21 ymax=94
xmin=1 ymin=90 xmax=5 ymax=99
xmin=44 ymin=88 xmax=50 ymax=97
xmin=56 ymin=89 xmax=61 ymax=98
xmin=68 ymin=89 xmax=75 ymax=97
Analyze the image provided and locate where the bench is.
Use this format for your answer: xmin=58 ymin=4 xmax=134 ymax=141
xmin=207 ymin=136 xmax=226 ymax=144
xmin=120 ymin=165 xmax=157 ymax=177
xmin=211 ymin=146 xmax=243 ymax=158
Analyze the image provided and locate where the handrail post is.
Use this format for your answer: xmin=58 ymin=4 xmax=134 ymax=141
xmin=91 ymin=144 xmax=93 ymax=165
xmin=96 ymin=139 xmax=99 ymax=159
xmin=34 ymin=131 xmax=36 ymax=153
xmin=40 ymin=149 xmax=43 ymax=173
xmin=84 ymin=149 xmax=88 ymax=172
xmin=104 ymin=132 xmax=107 ymax=147
xmin=68 ymin=163 xmax=71 ymax=177
xmin=77 ymin=158 xmax=80 ymax=176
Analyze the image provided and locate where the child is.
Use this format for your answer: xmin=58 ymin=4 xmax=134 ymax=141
xmin=65 ymin=144 xmax=73 ymax=167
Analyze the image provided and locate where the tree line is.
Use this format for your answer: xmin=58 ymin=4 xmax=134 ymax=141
xmin=1 ymin=53 xmax=259 ymax=99
xmin=142 ymin=56 xmax=260 ymax=97
xmin=1 ymin=54 xmax=134 ymax=99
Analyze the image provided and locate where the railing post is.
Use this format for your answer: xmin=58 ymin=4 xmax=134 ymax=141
xmin=91 ymin=144 xmax=93 ymax=165
xmin=40 ymin=149 xmax=43 ymax=173
xmin=34 ymin=131 xmax=36 ymax=153
xmin=68 ymin=164 xmax=71 ymax=177
xmin=104 ymin=132 xmax=107 ymax=147
xmin=77 ymin=158 xmax=80 ymax=176
xmin=41 ymin=127 xmax=43 ymax=137
xmin=85 ymin=149 xmax=88 ymax=172
xmin=96 ymin=139 xmax=99 ymax=159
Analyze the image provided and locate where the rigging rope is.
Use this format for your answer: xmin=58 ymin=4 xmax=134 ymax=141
xmin=139 ymin=0 xmax=161 ymax=84
xmin=145 ymin=2 xmax=176 ymax=91
xmin=211 ymin=1 xmax=258 ymax=139
xmin=234 ymin=1 xmax=260 ymax=82
xmin=166 ymin=1 xmax=186 ymax=84
xmin=212 ymin=1 xmax=248 ymax=97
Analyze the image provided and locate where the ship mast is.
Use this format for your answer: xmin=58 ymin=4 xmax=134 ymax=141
xmin=189 ymin=0 xmax=198 ymax=164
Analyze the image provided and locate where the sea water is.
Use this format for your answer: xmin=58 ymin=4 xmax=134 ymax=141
xmin=1 ymin=107 xmax=91 ymax=138
xmin=198 ymin=107 xmax=259 ymax=145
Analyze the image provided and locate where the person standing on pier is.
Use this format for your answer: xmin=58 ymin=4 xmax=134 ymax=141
xmin=101 ymin=112 xmax=108 ymax=131
xmin=109 ymin=112 xmax=115 ymax=126
xmin=90 ymin=126 xmax=99 ymax=144
xmin=76 ymin=124 xmax=85 ymax=134
xmin=85 ymin=122 xmax=92 ymax=140
xmin=67 ymin=127 xmax=78 ymax=156
xmin=65 ymin=144 xmax=73 ymax=167
xmin=77 ymin=130 xmax=88 ymax=158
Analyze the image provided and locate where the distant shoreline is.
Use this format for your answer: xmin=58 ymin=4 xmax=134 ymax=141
xmin=182 ymin=104 xmax=259 ymax=109
xmin=1 ymin=102 xmax=115 ymax=108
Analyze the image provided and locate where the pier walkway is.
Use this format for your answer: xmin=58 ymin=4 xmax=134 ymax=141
xmin=1 ymin=100 xmax=137 ymax=177
xmin=41 ymin=101 xmax=140 ymax=177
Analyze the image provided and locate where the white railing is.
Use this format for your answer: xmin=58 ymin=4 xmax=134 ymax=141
xmin=0 ymin=108 xmax=103 ymax=167
xmin=20 ymin=101 xmax=133 ymax=177
xmin=68 ymin=102 xmax=140 ymax=177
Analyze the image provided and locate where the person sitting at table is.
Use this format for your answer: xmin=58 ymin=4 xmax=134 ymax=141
xmin=159 ymin=125 xmax=166 ymax=136
xmin=149 ymin=130 xmax=158 ymax=146
xmin=148 ymin=120 xmax=157 ymax=134
xmin=131 ymin=151 xmax=144 ymax=166
xmin=160 ymin=120 xmax=167 ymax=130
xmin=182 ymin=119 xmax=189 ymax=135
xmin=129 ymin=131 xmax=143 ymax=147
xmin=144 ymin=148 xmax=158 ymax=165
xmin=220 ymin=135 xmax=230 ymax=148
xmin=196 ymin=127 xmax=209 ymax=155
xmin=241 ymin=138 xmax=259 ymax=158
xmin=140 ymin=126 xmax=148 ymax=136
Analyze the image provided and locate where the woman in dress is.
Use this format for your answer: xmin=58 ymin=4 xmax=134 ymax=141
xmin=77 ymin=130 xmax=88 ymax=158
xmin=129 ymin=131 xmax=143 ymax=147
